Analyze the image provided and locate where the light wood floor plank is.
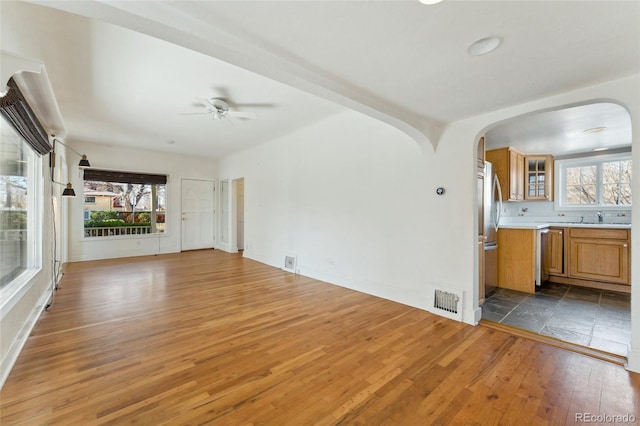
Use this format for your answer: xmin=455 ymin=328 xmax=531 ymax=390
xmin=1 ymin=250 xmax=638 ymax=424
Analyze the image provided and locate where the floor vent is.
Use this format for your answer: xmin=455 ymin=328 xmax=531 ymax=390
xmin=283 ymin=256 xmax=296 ymax=273
xmin=433 ymin=288 xmax=463 ymax=322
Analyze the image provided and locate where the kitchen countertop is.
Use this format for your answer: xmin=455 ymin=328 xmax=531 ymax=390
xmin=499 ymin=221 xmax=631 ymax=230
xmin=498 ymin=223 xmax=551 ymax=230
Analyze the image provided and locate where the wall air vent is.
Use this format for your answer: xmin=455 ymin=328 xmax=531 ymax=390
xmin=432 ymin=287 xmax=463 ymax=322
xmin=283 ymin=256 xmax=296 ymax=273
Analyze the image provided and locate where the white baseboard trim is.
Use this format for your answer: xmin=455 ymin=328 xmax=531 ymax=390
xmin=469 ymin=306 xmax=482 ymax=326
xmin=216 ymin=243 xmax=236 ymax=253
xmin=625 ymin=346 xmax=640 ymax=373
xmin=0 ymin=284 xmax=52 ymax=389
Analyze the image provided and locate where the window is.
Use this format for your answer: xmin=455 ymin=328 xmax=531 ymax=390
xmin=83 ymin=169 xmax=167 ymax=238
xmin=84 ymin=196 xmax=96 ymax=203
xmin=0 ymin=114 xmax=40 ymax=290
xmin=557 ymin=154 xmax=632 ymax=209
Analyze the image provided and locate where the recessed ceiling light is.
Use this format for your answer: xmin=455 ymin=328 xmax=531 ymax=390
xmin=467 ymin=36 xmax=502 ymax=56
xmin=419 ymin=0 xmax=443 ymax=4
xmin=593 ymin=147 xmax=609 ymax=152
xmin=584 ymin=127 xmax=606 ymax=133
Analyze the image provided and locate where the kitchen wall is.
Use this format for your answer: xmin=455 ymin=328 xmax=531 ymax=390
xmin=64 ymin=141 xmax=219 ymax=262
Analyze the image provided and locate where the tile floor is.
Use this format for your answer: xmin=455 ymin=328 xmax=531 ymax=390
xmin=482 ymin=282 xmax=631 ymax=356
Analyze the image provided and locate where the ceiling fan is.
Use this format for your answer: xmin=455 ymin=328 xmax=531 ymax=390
xmin=180 ymin=97 xmax=257 ymax=120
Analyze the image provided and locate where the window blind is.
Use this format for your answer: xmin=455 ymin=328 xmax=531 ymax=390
xmin=83 ymin=169 xmax=167 ymax=185
xmin=0 ymin=78 xmax=51 ymax=155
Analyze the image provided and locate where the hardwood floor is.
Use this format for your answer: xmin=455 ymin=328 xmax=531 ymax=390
xmin=1 ymin=250 xmax=638 ymax=425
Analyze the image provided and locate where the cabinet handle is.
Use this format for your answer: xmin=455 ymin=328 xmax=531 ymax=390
xmin=623 ymin=244 xmax=628 ymax=248
xmin=559 ymin=232 xmax=563 ymax=235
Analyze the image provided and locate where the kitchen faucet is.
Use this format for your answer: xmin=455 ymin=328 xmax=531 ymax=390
xmin=597 ymin=211 xmax=603 ymax=223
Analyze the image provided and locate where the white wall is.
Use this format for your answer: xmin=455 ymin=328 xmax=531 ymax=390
xmin=219 ymin=109 xmax=435 ymax=311
xmin=65 ymin=141 xmax=218 ymax=261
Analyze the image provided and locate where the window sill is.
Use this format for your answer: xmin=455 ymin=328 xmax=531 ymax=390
xmin=0 ymin=267 xmax=42 ymax=320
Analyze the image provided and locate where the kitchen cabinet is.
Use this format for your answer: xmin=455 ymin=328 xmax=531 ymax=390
xmin=568 ymin=228 xmax=630 ymax=285
xmin=524 ymin=155 xmax=553 ymax=201
xmin=545 ymin=227 xmax=565 ymax=276
xmin=497 ymin=228 xmax=536 ymax=293
xmin=486 ymin=147 xmax=524 ymax=201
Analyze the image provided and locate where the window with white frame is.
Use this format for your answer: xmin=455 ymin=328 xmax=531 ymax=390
xmin=557 ymin=153 xmax=632 ymax=209
xmin=0 ymin=114 xmax=40 ymax=290
xmin=83 ymin=169 xmax=167 ymax=238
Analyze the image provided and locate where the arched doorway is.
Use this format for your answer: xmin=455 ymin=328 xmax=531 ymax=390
xmin=477 ymin=102 xmax=632 ymax=358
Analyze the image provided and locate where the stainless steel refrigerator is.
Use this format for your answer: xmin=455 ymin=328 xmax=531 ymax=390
xmin=483 ymin=161 xmax=502 ymax=296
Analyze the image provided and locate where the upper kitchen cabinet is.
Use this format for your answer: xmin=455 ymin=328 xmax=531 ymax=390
xmin=486 ymin=147 xmax=524 ymax=201
xmin=524 ymin=155 xmax=553 ymax=201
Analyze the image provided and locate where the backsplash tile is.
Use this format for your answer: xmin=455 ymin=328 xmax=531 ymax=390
xmin=501 ymin=201 xmax=631 ymax=224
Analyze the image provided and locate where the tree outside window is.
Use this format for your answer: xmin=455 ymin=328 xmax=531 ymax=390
xmin=602 ymin=160 xmax=631 ymax=205
xmin=566 ymin=165 xmax=597 ymax=205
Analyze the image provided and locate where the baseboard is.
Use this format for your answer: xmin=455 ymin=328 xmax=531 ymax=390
xmin=216 ymin=243 xmax=235 ymax=253
xmin=469 ymin=306 xmax=482 ymax=326
xmin=625 ymin=347 xmax=640 ymax=373
xmin=0 ymin=284 xmax=52 ymax=389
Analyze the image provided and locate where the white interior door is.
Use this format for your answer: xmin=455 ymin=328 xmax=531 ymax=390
xmin=181 ymin=179 xmax=216 ymax=251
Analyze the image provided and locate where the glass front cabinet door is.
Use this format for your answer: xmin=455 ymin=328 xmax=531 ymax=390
xmin=524 ymin=155 xmax=553 ymax=201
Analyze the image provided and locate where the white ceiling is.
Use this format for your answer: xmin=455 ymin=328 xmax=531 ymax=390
xmin=2 ymin=0 xmax=639 ymax=159
xmin=485 ymin=102 xmax=633 ymax=157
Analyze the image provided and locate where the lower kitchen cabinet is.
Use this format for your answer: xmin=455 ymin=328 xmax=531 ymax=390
xmin=497 ymin=228 xmax=536 ymax=294
xmin=545 ymin=228 xmax=565 ymax=276
xmin=568 ymin=228 xmax=630 ymax=285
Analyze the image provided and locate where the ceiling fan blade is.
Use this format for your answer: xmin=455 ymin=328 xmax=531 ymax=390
xmin=212 ymin=86 xmax=232 ymax=101
xmin=178 ymin=112 xmax=210 ymax=115
xmin=232 ymin=102 xmax=277 ymax=109
xmin=196 ymin=97 xmax=217 ymax=109
xmin=226 ymin=110 xmax=257 ymax=119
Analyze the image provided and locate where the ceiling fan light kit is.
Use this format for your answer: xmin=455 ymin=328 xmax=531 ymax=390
xmin=204 ymin=98 xmax=231 ymax=120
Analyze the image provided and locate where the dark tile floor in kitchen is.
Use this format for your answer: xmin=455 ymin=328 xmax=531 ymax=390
xmin=482 ymin=282 xmax=631 ymax=356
